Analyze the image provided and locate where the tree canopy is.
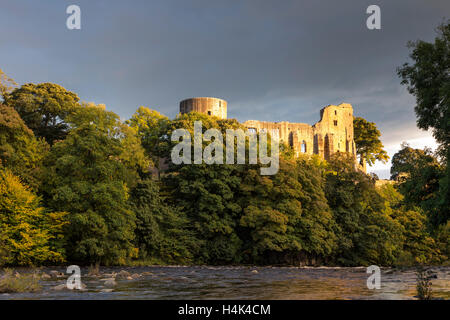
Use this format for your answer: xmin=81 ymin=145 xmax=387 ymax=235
xmin=4 ymin=83 xmax=80 ymax=145
xmin=0 ymin=169 xmax=67 ymax=266
xmin=397 ymin=21 xmax=450 ymax=161
xmin=391 ymin=143 xmax=447 ymax=228
xmin=0 ymin=104 xmax=48 ymax=189
xmin=41 ymin=103 xmax=145 ymax=264
xmin=353 ymin=116 xmax=389 ymax=167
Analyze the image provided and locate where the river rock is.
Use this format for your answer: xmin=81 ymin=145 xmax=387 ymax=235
xmin=131 ymin=273 xmax=140 ymax=279
xmin=52 ymin=284 xmax=67 ymax=291
xmin=49 ymin=270 xmax=65 ymax=278
xmin=76 ymin=283 xmax=87 ymax=291
xmin=41 ymin=273 xmax=51 ymax=280
xmin=49 ymin=270 xmax=59 ymax=277
xmin=103 ymin=273 xmax=117 ymax=278
xmin=100 ymin=277 xmax=116 ymax=281
xmin=251 ymin=270 xmax=258 ymax=274
xmin=100 ymin=288 xmax=114 ymax=293
xmin=103 ymin=279 xmax=117 ymax=287
xmin=116 ymin=270 xmax=131 ymax=280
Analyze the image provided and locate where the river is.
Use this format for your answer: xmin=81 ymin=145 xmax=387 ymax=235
xmin=1 ymin=266 xmax=449 ymax=300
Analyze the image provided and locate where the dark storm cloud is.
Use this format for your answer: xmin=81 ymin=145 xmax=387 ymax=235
xmin=0 ymin=0 xmax=448 ymax=177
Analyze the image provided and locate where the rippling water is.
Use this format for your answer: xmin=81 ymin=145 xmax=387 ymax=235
xmin=1 ymin=266 xmax=449 ymax=300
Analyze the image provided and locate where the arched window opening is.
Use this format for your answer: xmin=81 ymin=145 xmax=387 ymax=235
xmin=301 ymin=141 xmax=307 ymax=153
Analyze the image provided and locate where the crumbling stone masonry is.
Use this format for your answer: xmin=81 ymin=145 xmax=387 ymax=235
xmin=180 ymin=97 xmax=360 ymax=168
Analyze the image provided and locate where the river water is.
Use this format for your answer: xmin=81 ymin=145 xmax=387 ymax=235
xmin=1 ymin=266 xmax=449 ymax=300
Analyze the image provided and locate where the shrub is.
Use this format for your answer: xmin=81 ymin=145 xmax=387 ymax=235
xmin=0 ymin=269 xmax=41 ymax=293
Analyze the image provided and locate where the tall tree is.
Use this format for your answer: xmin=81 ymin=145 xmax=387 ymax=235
xmin=325 ymin=153 xmax=402 ymax=266
xmin=397 ymin=21 xmax=450 ymax=161
xmin=377 ymin=184 xmax=442 ymax=265
xmin=397 ymin=21 xmax=450 ymax=231
xmin=42 ymin=103 xmax=145 ymax=264
xmin=4 ymin=83 xmax=80 ymax=145
xmin=390 ymin=143 xmax=446 ymax=227
xmin=353 ymin=116 xmax=389 ymax=168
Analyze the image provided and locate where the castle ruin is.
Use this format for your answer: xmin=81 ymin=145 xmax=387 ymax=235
xmin=179 ymin=97 xmax=359 ymax=167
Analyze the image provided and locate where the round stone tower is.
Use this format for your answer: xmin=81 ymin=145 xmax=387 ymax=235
xmin=179 ymin=97 xmax=227 ymax=119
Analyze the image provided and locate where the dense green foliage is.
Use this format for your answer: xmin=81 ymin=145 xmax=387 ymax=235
xmin=325 ymin=153 xmax=403 ymax=266
xmin=353 ymin=116 xmax=389 ymax=167
xmin=4 ymin=83 xmax=80 ymax=145
xmin=0 ymin=104 xmax=48 ymax=189
xmin=395 ymin=21 xmax=450 ymax=262
xmin=397 ymin=21 xmax=450 ymax=161
xmin=40 ymin=104 xmax=144 ymax=265
xmin=129 ymin=180 xmax=195 ymax=264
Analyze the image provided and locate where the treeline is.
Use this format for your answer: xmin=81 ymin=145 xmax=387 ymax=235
xmin=0 ymin=80 xmax=447 ymax=267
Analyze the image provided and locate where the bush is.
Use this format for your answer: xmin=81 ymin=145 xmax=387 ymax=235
xmin=0 ymin=269 xmax=41 ymax=293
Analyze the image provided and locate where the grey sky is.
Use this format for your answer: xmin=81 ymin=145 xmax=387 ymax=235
xmin=1 ymin=0 xmax=448 ymax=178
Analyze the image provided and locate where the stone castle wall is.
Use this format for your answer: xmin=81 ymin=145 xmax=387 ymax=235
xmin=243 ymin=103 xmax=356 ymax=161
xmin=180 ymin=98 xmax=360 ymax=168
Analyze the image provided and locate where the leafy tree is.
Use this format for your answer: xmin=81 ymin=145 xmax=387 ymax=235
xmin=397 ymin=21 xmax=450 ymax=161
xmin=326 ymin=153 xmax=403 ymax=266
xmin=42 ymin=103 xmax=142 ymax=264
xmin=353 ymin=116 xmax=389 ymax=167
xmin=239 ymin=158 xmax=336 ymax=265
xmin=390 ymin=143 xmax=446 ymax=227
xmin=0 ymin=169 xmax=67 ymax=266
xmin=126 ymin=107 xmax=169 ymax=161
xmin=0 ymin=104 xmax=48 ymax=189
xmin=397 ymin=20 xmax=450 ymax=234
xmin=4 ymin=83 xmax=80 ymax=145
xmin=239 ymin=163 xmax=301 ymax=263
xmin=129 ymin=180 xmax=196 ymax=264
xmin=164 ymin=162 xmax=244 ymax=264
xmin=377 ymin=184 xmax=442 ymax=265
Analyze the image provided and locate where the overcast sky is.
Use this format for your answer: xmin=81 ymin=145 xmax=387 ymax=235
xmin=1 ymin=0 xmax=448 ymax=178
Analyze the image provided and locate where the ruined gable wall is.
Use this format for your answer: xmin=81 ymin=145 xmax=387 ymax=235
xmin=313 ymin=103 xmax=355 ymax=158
xmin=242 ymin=103 xmax=356 ymax=161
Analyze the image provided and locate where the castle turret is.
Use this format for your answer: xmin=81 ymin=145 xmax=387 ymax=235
xmin=180 ymin=97 xmax=227 ymax=119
